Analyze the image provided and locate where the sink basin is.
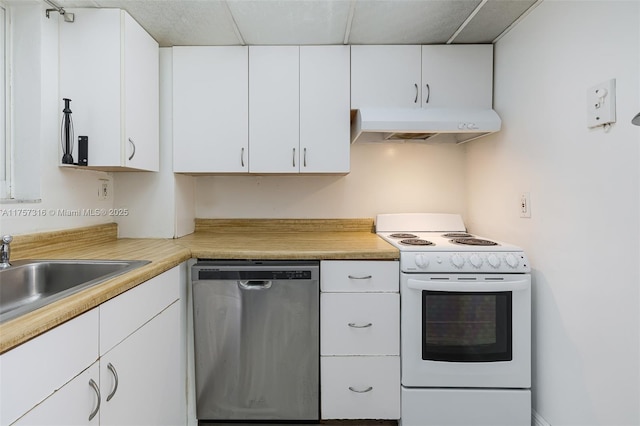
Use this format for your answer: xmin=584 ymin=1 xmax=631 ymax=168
xmin=0 ymin=259 xmax=150 ymax=323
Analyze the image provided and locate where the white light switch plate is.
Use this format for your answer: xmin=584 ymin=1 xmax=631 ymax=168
xmin=587 ymin=79 xmax=616 ymax=128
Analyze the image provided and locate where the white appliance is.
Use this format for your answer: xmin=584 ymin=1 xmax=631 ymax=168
xmin=376 ymin=213 xmax=531 ymax=426
xmin=351 ymin=107 xmax=501 ymax=144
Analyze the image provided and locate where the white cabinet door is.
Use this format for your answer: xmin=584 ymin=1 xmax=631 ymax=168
xmin=123 ymin=11 xmax=160 ymax=171
xmin=249 ymin=46 xmax=299 ymax=173
xmin=0 ymin=309 xmax=99 ymax=425
xmin=12 ymin=363 xmax=100 ymax=426
xmin=100 ymin=302 xmax=183 ymax=426
xmin=299 ymin=46 xmax=350 ymax=173
xmin=59 ymin=9 xmax=159 ymax=171
xmin=421 ymin=45 xmax=493 ymax=108
xmin=350 ymin=45 xmax=422 ymax=109
xmin=173 ymin=47 xmax=248 ymax=173
xmin=321 ymin=356 xmax=400 ymax=420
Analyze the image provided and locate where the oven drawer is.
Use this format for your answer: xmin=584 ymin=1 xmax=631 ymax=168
xmin=321 ymin=293 xmax=399 ymax=355
xmin=321 ymin=356 xmax=400 ymax=420
xmin=321 ymin=260 xmax=399 ymax=292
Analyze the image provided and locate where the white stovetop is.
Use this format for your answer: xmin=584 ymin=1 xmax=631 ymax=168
xmin=377 ymin=231 xmax=524 ymax=252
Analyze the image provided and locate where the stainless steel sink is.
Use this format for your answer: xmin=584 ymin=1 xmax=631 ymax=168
xmin=0 ymin=259 xmax=150 ymax=323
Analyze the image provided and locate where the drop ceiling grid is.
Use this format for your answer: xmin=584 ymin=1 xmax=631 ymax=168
xmin=53 ymin=0 xmax=540 ymax=46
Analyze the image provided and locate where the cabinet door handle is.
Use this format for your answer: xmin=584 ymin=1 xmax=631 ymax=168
xmin=425 ymin=83 xmax=430 ymax=104
xmin=128 ymin=138 xmax=136 ymax=161
xmin=349 ymin=386 xmax=373 ymax=393
xmin=348 ymin=322 xmax=373 ymax=328
xmin=88 ymin=378 xmax=101 ymax=421
xmin=414 ymin=83 xmax=418 ymax=103
xmin=348 ymin=275 xmax=372 ymax=280
xmin=292 ymin=147 xmax=296 ymax=168
xmin=106 ymin=362 xmax=119 ymax=402
xmin=303 ymin=147 xmax=307 ymax=168
xmin=241 ymin=147 xmax=245 ymax=168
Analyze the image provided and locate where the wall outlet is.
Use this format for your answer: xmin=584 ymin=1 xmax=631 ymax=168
xmin=587 ymin=78 xmax=616 ymax=128
xmin=520 ymin=192 xmax=531 ymax=218
xmin=98 ymin=179 xmax=110 ymax=200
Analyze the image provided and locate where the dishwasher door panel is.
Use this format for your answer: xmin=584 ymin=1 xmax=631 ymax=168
xmin=193 ymin=277 xmax=319 ymax=421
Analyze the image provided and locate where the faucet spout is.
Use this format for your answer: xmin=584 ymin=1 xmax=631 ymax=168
xmin=0 ymin=235 xmax=13 ymax=269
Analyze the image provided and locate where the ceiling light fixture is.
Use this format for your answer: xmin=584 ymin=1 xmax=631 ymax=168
xmin=632 ymin=112 xmax=640 ymax=126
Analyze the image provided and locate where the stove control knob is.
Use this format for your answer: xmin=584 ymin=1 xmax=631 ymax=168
xmin=506 ymin=253 xmax=520 ymax=268
xmin=469 ymin=254 xmax=483 ymax=268
xmin=487 ymin=254 xmax=501 ymax=268
xmin=451 ymin=254 xmax=465 ymax=268
xmin=415 ymin=254 xmax=429 ymax=269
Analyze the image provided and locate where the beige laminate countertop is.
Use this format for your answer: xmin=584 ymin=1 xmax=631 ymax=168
xmin=0 ymin=219 xmax=398 ymax=354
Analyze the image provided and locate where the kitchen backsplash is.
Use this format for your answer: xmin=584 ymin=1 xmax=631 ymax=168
xmin=194 ymin=142 xmax=467 ymax=220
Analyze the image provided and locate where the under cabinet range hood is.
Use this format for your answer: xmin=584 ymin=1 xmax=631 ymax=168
xmin=350 ymin=107 xmax=502 ymax=144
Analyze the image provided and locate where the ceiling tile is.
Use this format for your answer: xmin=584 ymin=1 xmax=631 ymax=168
xmin=58 ymin=0 xmax=243 ymax=46
xmin=53 ymin=0 xmax=537 ymax=46
xmin=227 ymin=0 xmax=352 ymax=45
xmin=452 ymin=0 xmax=539 ymax=43
xmin=348 ymin=0 xmax=481 ymax=44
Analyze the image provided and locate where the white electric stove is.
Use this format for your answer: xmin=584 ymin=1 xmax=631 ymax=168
xmin=376 ymin=213 xmax=532 ymax=426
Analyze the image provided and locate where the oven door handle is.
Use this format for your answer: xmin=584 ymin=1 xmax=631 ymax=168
xmin=407 ymin=278 xmax=529 ymax=293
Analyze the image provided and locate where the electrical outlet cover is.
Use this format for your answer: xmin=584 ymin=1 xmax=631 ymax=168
xmin=587 ymin=79 xmax=616 ymax=128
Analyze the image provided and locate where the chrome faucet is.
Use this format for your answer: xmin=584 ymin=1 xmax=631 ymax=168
xmin=0 ymin=235 xmax=13 ymax=269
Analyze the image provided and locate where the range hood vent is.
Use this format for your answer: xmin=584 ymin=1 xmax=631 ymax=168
xmin=350 ymin=107 xmax=502 ymax=144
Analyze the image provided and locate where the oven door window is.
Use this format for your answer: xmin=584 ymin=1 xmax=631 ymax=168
xmin=422 ymin=291 xmax=512 ymax=362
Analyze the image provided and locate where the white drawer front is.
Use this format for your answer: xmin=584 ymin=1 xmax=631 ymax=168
xmin=100 ymin=266 xmax=180 ymax=355
xmin=321 ymin=293 xmax=399 ymax=356
xmin=321 ymin=260 xmax=399 ymax=292
xmin=321 ymin=356 xmax=400 ymax=420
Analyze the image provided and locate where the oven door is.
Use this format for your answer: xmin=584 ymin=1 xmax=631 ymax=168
xmin=400 ymin=274 xmax=531 ymax=388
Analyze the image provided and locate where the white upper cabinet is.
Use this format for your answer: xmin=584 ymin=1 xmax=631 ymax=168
xmin=249 ymin=46 xmax=300 ymax=173
xmin=300 ymin=46 xmax=350 ymax=174
xmin=59 ymin=9 xmax=159 ymax=171
xmin=248 ymin=45 xmax=351 ymax=174
xmin=351 ymin=45 xmax=422 ymax=109
xmin=421 ymin=45 xmax=493 ymax=108
xmin=173 ymin=47 xmax=249 ymax=173
xmin=351 ymin=44 xmax=493 ymax=110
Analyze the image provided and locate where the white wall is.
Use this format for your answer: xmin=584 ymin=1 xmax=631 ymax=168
xmin=114 ymin=48 xmax=195 ymax=238
xmin=195 ymin=142 xmax=467 ymax=219
xmin=465 ymin=1 xmax=640 ymax=425
xmin=0 ymin=2 xmax=114 ymax=236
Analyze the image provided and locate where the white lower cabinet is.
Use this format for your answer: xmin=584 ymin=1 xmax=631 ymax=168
xmin=320 ymin=293 xmax=399 ymax=356
xmin=1 ymin=264 xmax=186 ymax=426
xmin=12 ymin=363 xmax=101 ymax=426
xmin=321 ymin=356 xmax=400 ymax=420
xmin=100 ymin=302 xmax=182 ymax=425
xmin=320 ymin=260 xmax=400 ymax=420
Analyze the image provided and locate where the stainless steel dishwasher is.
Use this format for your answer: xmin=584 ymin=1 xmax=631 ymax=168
xmin=192 ymin=260 xmax=320 ymax=422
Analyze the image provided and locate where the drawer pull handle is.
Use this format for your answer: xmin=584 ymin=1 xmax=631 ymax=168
xmin=88 ymin=378 xmax=101 ymax=421
xmin=348 ymin=322 xmax=373 ymax=328
xmin=348 ymin=275 xmax=372 ymax=280
xmin=349 ymin=386 xmax=373 ymax=393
